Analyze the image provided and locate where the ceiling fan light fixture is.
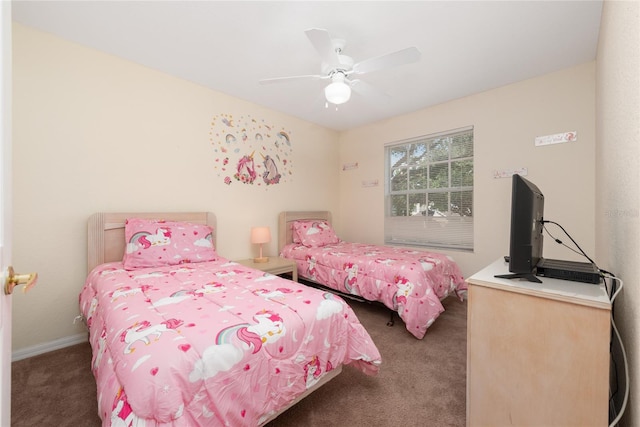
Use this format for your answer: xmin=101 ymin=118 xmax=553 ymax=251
xmin=325 ymin=80 xmax=351 ymax=105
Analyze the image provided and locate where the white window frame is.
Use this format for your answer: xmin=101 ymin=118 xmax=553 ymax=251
xmin=384 ymin=126 xmax=474 ymax=251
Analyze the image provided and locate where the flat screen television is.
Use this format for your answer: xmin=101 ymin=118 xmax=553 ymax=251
xmin=495 ymin=174 xmax=545 ymax=283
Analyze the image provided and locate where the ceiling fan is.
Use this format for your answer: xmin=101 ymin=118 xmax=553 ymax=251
xmin=259 ymin=28 xmax=421 ymax=106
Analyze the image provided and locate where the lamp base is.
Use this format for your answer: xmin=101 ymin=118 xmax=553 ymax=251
xmin=253 ymin=257 xmax=269 ymax=263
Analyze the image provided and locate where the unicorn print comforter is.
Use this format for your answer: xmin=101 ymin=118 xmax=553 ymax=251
xmin=280 ymin=242 xmax=467 ymax=339
xmin=79 ymin=258 xmax=381 ymax=426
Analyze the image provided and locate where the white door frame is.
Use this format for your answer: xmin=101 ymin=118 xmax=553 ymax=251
xmin=0 ymin=1 xmax=14 ymax=424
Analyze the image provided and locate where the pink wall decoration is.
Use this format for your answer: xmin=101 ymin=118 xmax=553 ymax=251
xmin=210 ymin=114 xmax=293 ymax=187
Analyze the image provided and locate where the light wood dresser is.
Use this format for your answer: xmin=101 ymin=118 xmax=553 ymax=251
xmin=466 ymin=258 xmax=611 ymax=426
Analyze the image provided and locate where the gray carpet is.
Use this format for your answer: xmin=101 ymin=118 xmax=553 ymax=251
xmin=12 ymin=297 xmax=467 ymax=426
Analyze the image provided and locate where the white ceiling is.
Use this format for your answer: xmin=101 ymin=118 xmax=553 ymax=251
xmin=11 ymin=1 xmax=603 ymax=131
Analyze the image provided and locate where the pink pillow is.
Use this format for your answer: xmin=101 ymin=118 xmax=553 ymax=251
xmin=293 ymin=220 xmax=340 ymax=247
xmin=123 ymin=218 xmax=217 ymax=270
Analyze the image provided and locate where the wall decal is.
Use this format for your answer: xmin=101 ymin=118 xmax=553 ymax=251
xmin=534 ymin=131 xmax=577 ymax=147
xmin=342 ymin=162 xmax=358 ymax=171
xmin=493 ymin=167 xmax=528 ymax=179
xmin=210 ymin=114 xmax=293 ymax=187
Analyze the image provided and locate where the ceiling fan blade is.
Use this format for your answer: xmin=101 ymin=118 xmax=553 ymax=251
xmin=305 ymin=28 xmax=341 ymax=68
xmin=350 ymin=79 xmax=390 ymax=101
xmin=259 ymin=74 xmax=325 ymax=85
xmin=351 ymin=46 xmax=421 ymax=75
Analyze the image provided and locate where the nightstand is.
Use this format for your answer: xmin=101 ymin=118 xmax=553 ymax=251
xmin=235 ymin=257 xmax=298 ymax=282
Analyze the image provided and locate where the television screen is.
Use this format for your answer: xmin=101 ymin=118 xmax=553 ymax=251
xmin=495 ymin=174 xmax=544 ymax=283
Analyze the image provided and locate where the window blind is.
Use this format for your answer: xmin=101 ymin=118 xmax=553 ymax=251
xmin=384 ymin=126 xmax=474 ymax=251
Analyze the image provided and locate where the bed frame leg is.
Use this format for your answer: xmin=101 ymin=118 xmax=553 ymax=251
xmin=387 ymin=311 xmax=395 ymax=327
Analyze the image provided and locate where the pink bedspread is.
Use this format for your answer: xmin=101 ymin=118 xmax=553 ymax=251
xmin=281 ymin=242 xmax=467 ymax=339
xmin=79 ymin=258 xmax=381 ymax=426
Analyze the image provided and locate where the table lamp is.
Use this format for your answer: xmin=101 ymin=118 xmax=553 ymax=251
xmin=251 ymin=226 xmax=271 ymax=263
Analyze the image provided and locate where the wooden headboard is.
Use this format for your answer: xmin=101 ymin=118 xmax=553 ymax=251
xmin=87 ymin=212 xmax=217 ymax=272
xmin=278 ymin=211 xmax=332 ymax=254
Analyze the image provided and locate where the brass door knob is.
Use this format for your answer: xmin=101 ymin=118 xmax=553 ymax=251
xmin=4 ymin=266 xmax=37 ymax=295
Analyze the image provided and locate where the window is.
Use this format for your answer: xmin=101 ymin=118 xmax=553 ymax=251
xmin=385 ymin=126 xmax=473 ymax=251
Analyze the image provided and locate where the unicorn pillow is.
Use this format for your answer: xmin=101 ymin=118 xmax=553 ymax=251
xmin=292 ymin=220 xmax=340 ymax=247
xmin=122 ymin=218 xmax=217 ymax=270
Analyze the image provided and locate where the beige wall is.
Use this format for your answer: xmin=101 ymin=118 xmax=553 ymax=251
xmin=596 ymin=1 xmax=640 ymax=425
xmin=338 ymin=63 xmax=596 ymax=278
xmin=11 ymin=24 xmax=340 ymax=352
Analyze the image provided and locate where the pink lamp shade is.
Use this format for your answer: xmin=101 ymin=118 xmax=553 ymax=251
xmin=250 ymin=226 xmax=271 ymax=263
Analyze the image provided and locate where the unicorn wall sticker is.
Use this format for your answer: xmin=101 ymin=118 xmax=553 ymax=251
xmin=211 ymin=113 xmax=293 ymax=187
xmin=261 ymin=153 xmax=281 ymax=185
xmin=234 ymin=151 xmax=257 ymax=184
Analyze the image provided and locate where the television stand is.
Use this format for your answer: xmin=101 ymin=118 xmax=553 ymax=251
xmin=467 ymin=258 xmax=611 ymax=426
xmin=493 ymin=272 xmax=542 ymax=283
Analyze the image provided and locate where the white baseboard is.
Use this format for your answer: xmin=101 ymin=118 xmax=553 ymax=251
xmin=12 ymin=333 xmax=88 ymax=362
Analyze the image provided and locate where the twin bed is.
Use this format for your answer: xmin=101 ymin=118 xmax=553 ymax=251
xmin=79 ymin=212 xmax=381 ymax=426
xmin=278 ymin=211 xmax=467 ymax=339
